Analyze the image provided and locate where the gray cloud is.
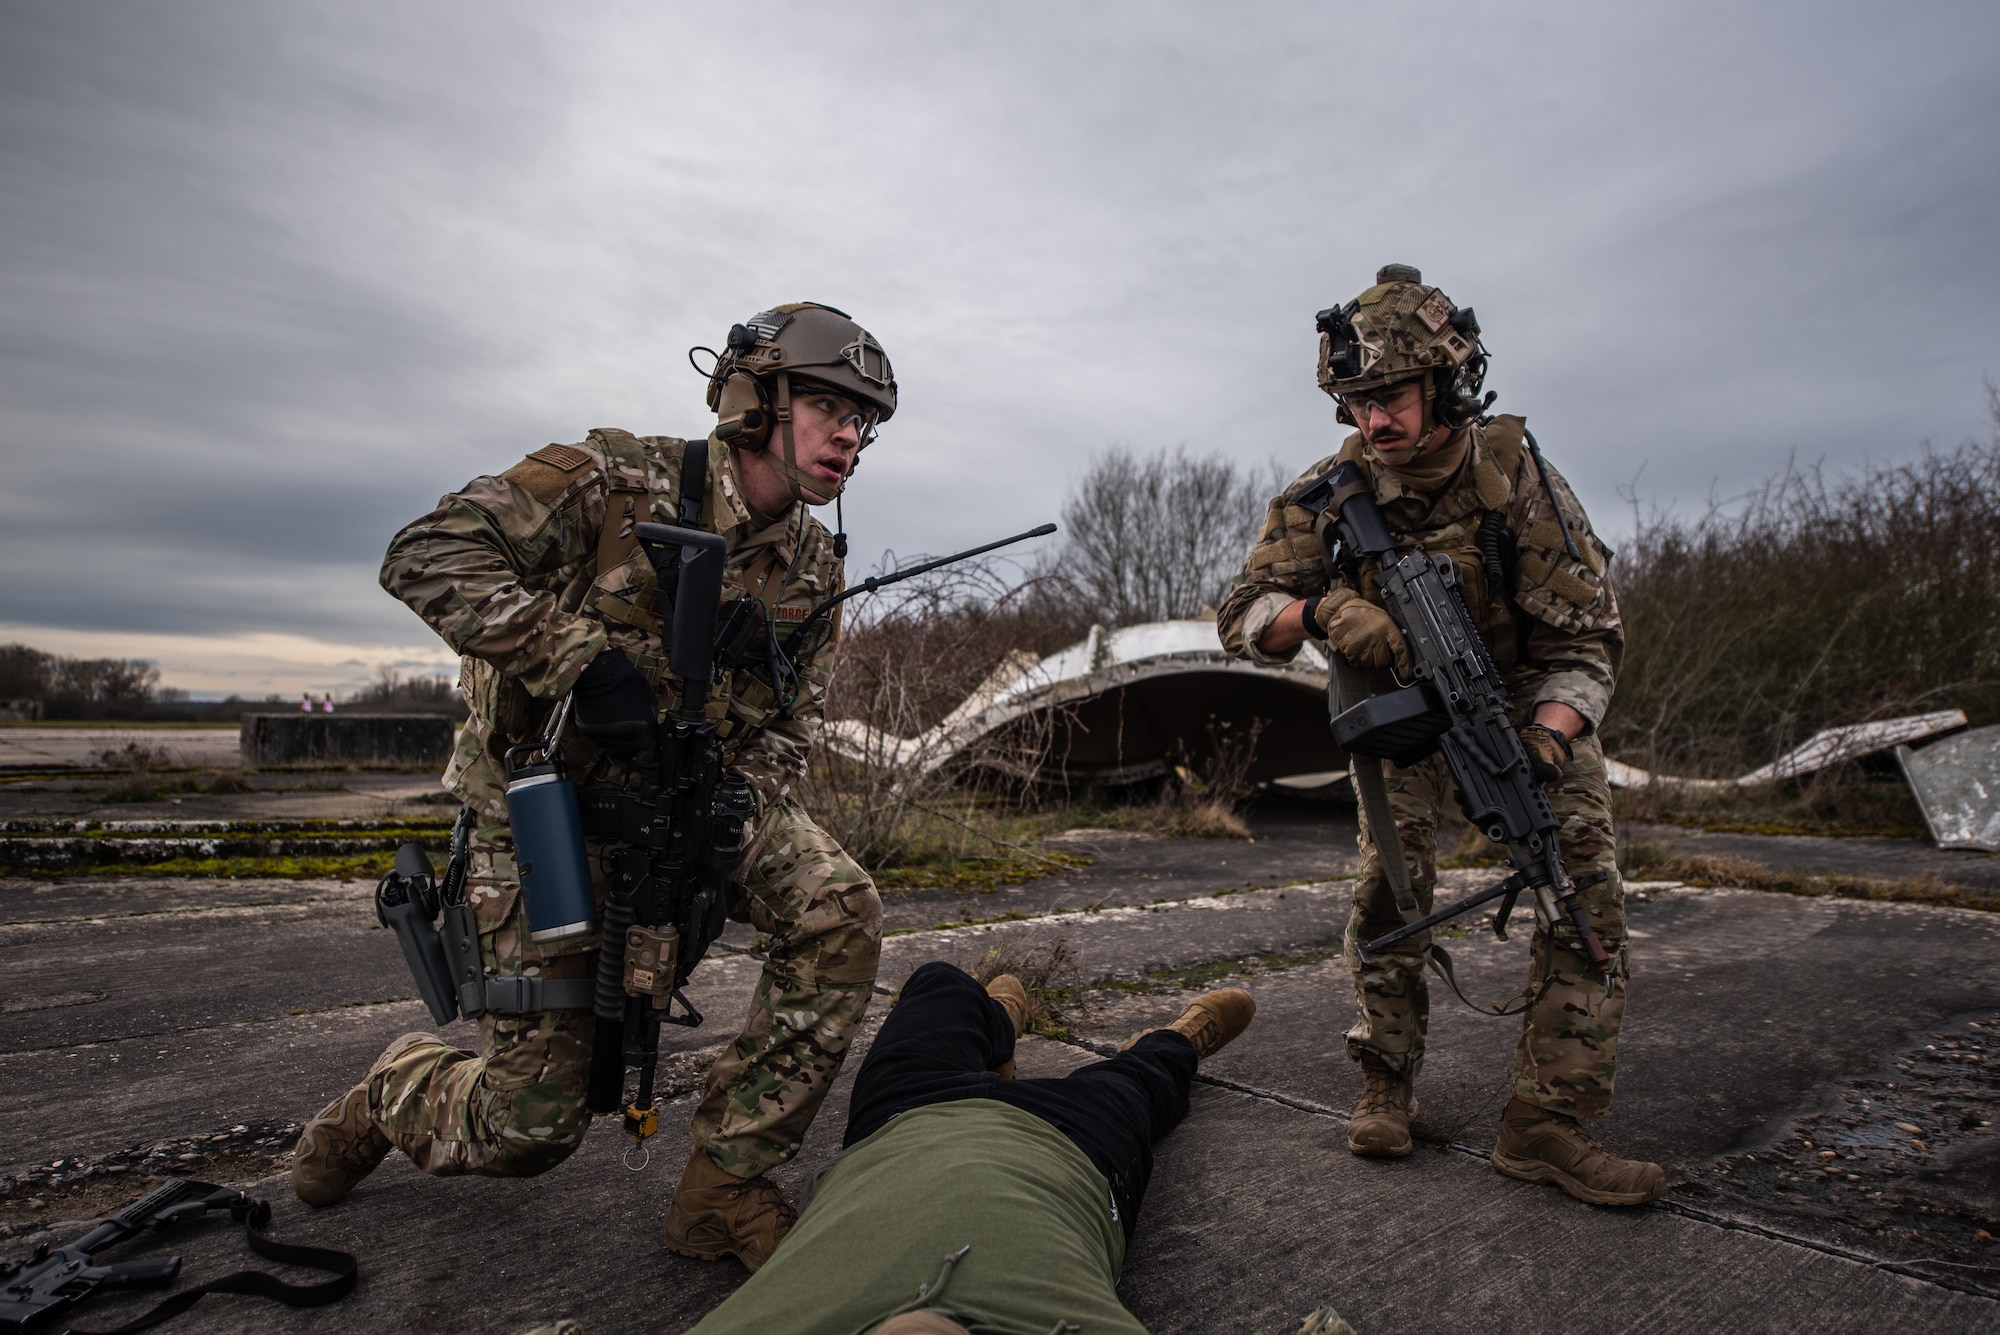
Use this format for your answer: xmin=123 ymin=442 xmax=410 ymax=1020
xmin=3 ymin=1 xmax=1996 ymax=676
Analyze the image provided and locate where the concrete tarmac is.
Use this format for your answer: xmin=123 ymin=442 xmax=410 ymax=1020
xmin=0 ymin=725 xmax=243 ymax=770
xmin=4 ymin=832 xmax=1999 ymax=1332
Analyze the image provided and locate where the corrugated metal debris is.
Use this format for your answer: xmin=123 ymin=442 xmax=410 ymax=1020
xmin=1897 ymin=725 xmax=2000 ymax=852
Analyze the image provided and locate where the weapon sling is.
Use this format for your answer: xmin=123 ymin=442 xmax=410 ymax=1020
xmin=2 ymin=1178 xmax=355 ymax=1335
xmin=1307 ymin=459 xmax=1609 ymax=1017
xmin=1338 ymin=665 xmax=1539 ymax=1018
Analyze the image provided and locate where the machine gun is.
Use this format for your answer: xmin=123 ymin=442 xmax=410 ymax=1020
xmin=0 ymin=1178 xmax=355 ymax=1334
xmin=582 ymin=519 xmax=1059 ymax=1165
xmin=1297 ymin=460 xmax=1610 ymax=975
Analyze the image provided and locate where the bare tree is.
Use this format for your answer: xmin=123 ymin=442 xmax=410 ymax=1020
xmin=1042 ymin=447 xmax=1284 ymax=625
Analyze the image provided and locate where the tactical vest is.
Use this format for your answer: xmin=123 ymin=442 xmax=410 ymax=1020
xmin=1332 ymin=417 xmax=1608 ymax=669
xmin=463 ymin=429 xmax=823 ymax=766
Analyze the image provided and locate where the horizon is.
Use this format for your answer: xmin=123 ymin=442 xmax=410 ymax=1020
xmin=5 ymin=2 xmax=1996 ymax=696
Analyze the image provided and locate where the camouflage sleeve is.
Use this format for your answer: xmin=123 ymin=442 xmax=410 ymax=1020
xmin=379 ymin=470 xmax=610 ymax=699
xmin=1509 ymin=454 xmax=1623 ymax=732
xmin=1217 ymin=464 xmax=1340 ymax=666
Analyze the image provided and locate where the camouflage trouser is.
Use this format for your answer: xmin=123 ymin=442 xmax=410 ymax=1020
xmin=1343 ymin=731 xmax=1629 ymax=1119
xmin=369 ymin=796 xmax=881 ymax=1179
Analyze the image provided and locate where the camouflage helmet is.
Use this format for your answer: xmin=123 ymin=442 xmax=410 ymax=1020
xmin=700 ymin=301 xmax=895 ymax=505
xmin=705 ymin=302 xmax=896 ymax=435
xmin=1315 ymin=264 xmax=1493 ymax=429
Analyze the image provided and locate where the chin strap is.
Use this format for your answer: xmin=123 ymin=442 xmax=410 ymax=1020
xmin=1416 ymin=376 xmax=1447 ymax=457
xmin=764 ymin=370 xmax=848 ymax=508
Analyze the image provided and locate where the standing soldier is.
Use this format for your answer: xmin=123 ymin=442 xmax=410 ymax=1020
xmin=1217 ymin=266 xmax=1664 ymax=1205
xmin=290 ymin=302 xmax=896 ymax=1268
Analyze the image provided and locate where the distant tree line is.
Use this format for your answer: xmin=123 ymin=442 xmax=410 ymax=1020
xmin=0 ymin=646 xmax=461 ymax=720
xmin=828 ymin=395 xmax=2000 ymax=780
xmin=0 ymin=645 xmax=162 ymax=719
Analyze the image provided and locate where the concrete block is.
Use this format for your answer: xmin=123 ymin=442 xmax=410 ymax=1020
xmin=238 ymin=713 xmax=456 ymax=769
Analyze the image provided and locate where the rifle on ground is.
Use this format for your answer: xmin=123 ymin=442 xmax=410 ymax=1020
xmin=582 ymin=519 xmax=1059 ymax=1165
xmin=0 ymin=1178 xmax=355 ymax=1334
xmin=1297 ymin=460 xmax=1609 ymax=976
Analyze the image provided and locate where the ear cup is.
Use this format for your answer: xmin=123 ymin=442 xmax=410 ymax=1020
xmin=713 ymin=371 xmax=772 ymax=448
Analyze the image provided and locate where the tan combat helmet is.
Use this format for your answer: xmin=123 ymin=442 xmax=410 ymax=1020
xmin=701 ymin=302 xmax=896 ymax=504
xmin=1315 ymin=264 xmax=1494 ymax=432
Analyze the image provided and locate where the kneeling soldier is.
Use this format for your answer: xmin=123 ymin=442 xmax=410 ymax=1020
xmin=291 ymin=303 xmax=896 ymax=1267
xmin=1218 ymin=266 xmax=1665 ymax=1206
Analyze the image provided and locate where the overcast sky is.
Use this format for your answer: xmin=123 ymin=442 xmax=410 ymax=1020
xmin=3 ymin=2 xmax=1996 ymax=696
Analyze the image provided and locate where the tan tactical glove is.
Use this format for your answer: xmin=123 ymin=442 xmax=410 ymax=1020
xmin=1518 ymin=722 xmax=1572 ymax=784
xmin=1312 ymin=589 xmax=1412 ymax=677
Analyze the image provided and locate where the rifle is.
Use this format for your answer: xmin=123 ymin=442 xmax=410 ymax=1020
xmin=1297 ymin=460 xmax=1610 ymax=976
xmin=582 ymin=519 xmax=1059 ymax=1165
xmin=0 ymin=1179 xmax=355 ymax=1334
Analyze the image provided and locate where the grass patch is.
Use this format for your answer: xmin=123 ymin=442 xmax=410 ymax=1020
xmin=93 ymin=770 xmax=325 ymax=802
xmin=1612 ymin=768 xmax=1929 ymax=839
xmin=953 ymin=934 xmax=1086 ymax=1040
xmin=26 ymin=853 xmax=397 ymax=880
xmin=1620 ymin=839 xmax=1991 ymax=911
xmin=873 ymin=850 xmax=1091 ymax=894
xmin=1151 ymin=798 xmax=1252 ymax=840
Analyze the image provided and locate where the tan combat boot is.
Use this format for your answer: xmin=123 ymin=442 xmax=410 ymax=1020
xmin=1490 ymin=1096 xmax=1667 ymax=1206
xmin=661 ymin=1148 xmax=799 ymax=1272
xmin=290 ymin=1031 xmax=442 ymax=1206
xmin=1121 ymin=988 xmax=1256 ymax=1061
xmin=1347 ymin=1058 xmax=1417 ymax=1159
xmin=986 ymin=973 xmax=1028 ymax=1078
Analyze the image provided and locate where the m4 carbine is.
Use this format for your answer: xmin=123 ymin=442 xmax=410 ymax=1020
xmin=1297 ymin=460 xmax=1610 ymax=973
xmin=0 ymin=1178 xmax=355 ymax=1334
xmin=581 ymin=518 xmax=1060 ymax=1163
xmin=581 ymin=521 xmax=748 ymax=1160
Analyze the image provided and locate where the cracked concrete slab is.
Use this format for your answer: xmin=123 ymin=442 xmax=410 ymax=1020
xmin=7 ymin=824 xmax=2000 ymax=1331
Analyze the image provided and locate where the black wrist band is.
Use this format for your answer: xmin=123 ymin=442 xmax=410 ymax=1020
xmin=1300 ymin=596 xmax=1328 ymax=640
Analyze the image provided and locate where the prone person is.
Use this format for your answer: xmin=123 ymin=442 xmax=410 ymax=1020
xmin=1218 ymin=265 xmax=1665 ymax=1205
xmin=290 ymin=303 xmax=899 ymax=1268
xmin=683 ymin=961 xmax=1343 ymax=1335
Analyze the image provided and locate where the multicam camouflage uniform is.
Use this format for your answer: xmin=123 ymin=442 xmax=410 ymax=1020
xmin=369 ymin=427 xmax=880 ymax=1179
xmin=1217 ymin=417 xmax=1629 ymax=1119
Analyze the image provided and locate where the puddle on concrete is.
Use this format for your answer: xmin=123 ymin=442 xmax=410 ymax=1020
xmin=1680 ymin=1010 xmax=2000 ymax=1292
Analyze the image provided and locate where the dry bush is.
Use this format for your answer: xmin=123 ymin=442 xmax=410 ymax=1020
xmin=93 ymin=739 xmax=180 ymax=771
xmin=1605 ymin=415 xmax=2000 ymax=777
xmin=801 ymin=555 xmax=1084 ymax=870
xmin=1152 ymin=717 xmax=1262 ymax=839
xmin=955 ymin=933 xmax=1087 ymax=1039
xmin=1611 ymin=762 xmax=1928 ymax=836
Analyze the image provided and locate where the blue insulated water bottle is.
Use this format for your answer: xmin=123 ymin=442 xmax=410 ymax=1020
xmin=504 ymin=749 xmax=597 ymax=943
